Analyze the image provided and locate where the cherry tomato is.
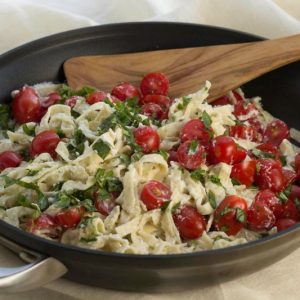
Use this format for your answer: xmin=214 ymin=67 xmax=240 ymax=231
xmin=141 ymin=94 xmax=171 ymax=107
xmin=208 ymin=136 xmax=237 ymax=165
xmin=30 ymin=130 xmax=61 ymax=158
xmin=55 ymin=207 xmax=84 ymax=228
xmin=177 ymin=140 xmax=206 ymax=170
xmin=65 ymin=96 xmax=78 ymax=108
xmin=0 ymin=151 xmax=23 ymax=171
xmin=282 ymin=169 xmax=296 ymax=189
xmin=280 ymin=199 xmax=300 ymax=221
xmin=263 ymin=119 xmax=289 ymax=146
xmin=213 ymin=195 xmax=248 ymax=236
xmin=180 ymin=119 xmax=210 ymax=146
xmin=254 ymin=189 xmax=283 ymax=219
xmin=140 ymin=72 xmax=169 ymax=96
xmin=255 ymin=159 xmax=285 ymax=192
xmin=134 ymin=126 xmax=160 ymax=153
xmin=230 ymin=160 xmax=256 ymax=187
xmin=229 ymin=124 xmax=258 ymax=141
xmin=295 ymin=153 xmax=300 ymax=172
xmin=86 ymin=91 xmax=107 ymax=105
xmin=211 ymin=95 xmax=231 ymax=106
xmin=173 ymin=205 xmax=206 ymax=240
xmin=234 ymin=101 xmax=258 ymax=120
xmin=247 ymin=118 xmax=264 ymax=135
xmin=140 ymin=180 xmax=171 ymax=210
xmin=141 ymin=103 xmax=167 ymax=120
xmin=27 ymin=214 xmax=56 ymax=231
xmin=276 ymin=218 xmax=297 ymax=232
xmin=253 ymin=143 xmax=281 ymax=161
xmin=12 ymin=86 xmax=41 ymax=124
xmin=168 ymin=149 xmax=178 ymax=164
xmin=95 ymin=199 xmax=115 ymax=216
xmin=247 ymin=203 xmax=275 ymax=231
xmin=233 ymin=146 xmax=247 ymax=164
xmin=40 ymin=92 xmax=61 ymax=108
xmin=111 ymin=82 xmax=141 ymax=102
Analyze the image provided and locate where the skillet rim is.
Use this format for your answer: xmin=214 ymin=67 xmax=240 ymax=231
xmin=0 ymin=21 xmax=298 ymax=260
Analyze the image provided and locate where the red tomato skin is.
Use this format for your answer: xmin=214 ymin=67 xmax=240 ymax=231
xmin=134 ymin=126 xmax=160 ymax=153
xmin=140 ymin=180 xmax=171 ymax=210
xmin=282 ymin=169 xmax=297 ymax=189
xmin=208 ymin=136 xmax=237 ymax=165
xmin=140 ymin=72 xmax=169 ymax=96
xmin=41 ymin=92 xmax=61 ymax=108
xmin=111 ymin=82 xmax=141 ymax=102
xmin=27 ymin=214 xmax=56 ymax=231
xmin=229 ymin=124 xmax=258 ymax=142
xmin=180 ymin=119 xmax=210 ymax=146
xmin=0 ymin=151 xmax=23 ymax=171
xmin=173 ymin=205 xmax=206 ymax=240
xmin=177 ymin=140 xmax=206 ymax=170
xmin=276 ymin=218 xmax=297 ymax=232
xmin=263 ymin=119 xmax=289 ymax=146
xmin=55 ymin=207 xmax=83 ymax=228
xmin=253 ymin=143 xmax=281 ymax=161
xmin=254 ymin=189 xmax=283 ymax=219
xmin=211 ymin=96 xmax=231 ymax=106
xmin=233 ymin=147 xmax=247 ymax=164
xmin=65 ymin=96 xmax=77 ymax=108
xmin=168 ymin=149 xmax=178 ymax=164
xmin=280 ymin=199 xmax=300 ymax=221
xmin=230 ymin=160 xmax=256 ymax=187
xmin=233 ymin=101 xmax=258 ymax=120
xmin=213 ymin=195 xmax=248 ymax=236
xmin=95 ymin=199 xmax=115 ymax=216
xmin=86 ymin=91 xmax=107 ymax=105
xmin=141 ymin=103 xmax=167 ymax=120
xmin=295 ymin=153 xmax=300 ymax=172
xmin=247 ymin=118 xmax=264 ymax=135
xmin=141 ymin=94 xmax=171 ymax=108
xmin=12 ymin=86 xmax=41 ymax=124
xmin=255 ymin=159 xmax=285 ymax=192
xmin=30 ymin=130 xmax=61 ymax=158
xmin=247 ymin=203 xmax=275 ymax=231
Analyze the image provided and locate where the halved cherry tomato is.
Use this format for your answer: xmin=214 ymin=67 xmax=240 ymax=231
xmin=86 ymin=91 xmax=107 ymax=105
xmin=211 ymin=95 xmax=231 ymax=106
xmin=280 ymin=199 xmax=300 ymax=221
xmin=140 ymin=180 xmax=171 ymax=210
xmin=134 ymin=126 xmax=160 ymax=153
xmin=276 ymin=218 xmax=297 ymax=232
xmin=140 ymin=94 xmax=171 ymax=108
xmin=55 ymin=207 xmax=84 ymax=228
xmin=254 ymin=189 xmax=283 ymax=219
xmin=233 ymin=146 xmax=247 ymax=164
xmin=177 ymin=140 xmax=206 ymax=170
xmin=252 ymin=143 xmax=281 ymax=161
xmin=0 ymin=151 xmax=23 ymax=171
xmin=40 ymin=92 xmax=61 ymax=108
xmin=140 ymin=72 xmax=169 ymax=96
xmin=213 ymin=195 xmax=248 ymax=236
xmin=230 ymin=160 xmax=256 ymax=187
xmin=111 ymin=82 xmax=141 ymax=102
xmin=27 ymin=214 xmax=56 ymax=231
xmin=12 ymin=86 xmax=41 ymax=124
xmin=247 ymin=118 xmax=264 ymax=135
xmin=208 ymin=136 xmax=237 ymax=165
xmin=234 ymin=101 xmax=258 ymax=120
xmin=65 ymin=96 xmax=78 ymax=108
xmin=173 ymin=205 xmax=206 ymax=240
xmin=180 ymin=119 xmax=210 ymax=146
xmin=94 ymin=191 xmax=116 ymax=216
xmin=30 ymin=130 xmax=61 ymax=158
xmin=255 ymin=159 xmax=285 ymax=192
xmin=263 ymin=119 xmax=289 ymax=146
xmin=282 ymin=169 xmax=297 ymax=189
xmin=229 ymin=124 xmax=258 ymax=141
xmin=141 ymin=103 xmax=166 ymax=120
xmin=247 ymin=203 xmax=275 ymax=231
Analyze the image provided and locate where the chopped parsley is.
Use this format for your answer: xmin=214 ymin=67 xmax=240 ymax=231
xmin=22 ymin=124 xmax=36 ymax=136
xmin=0 ymin=104 xmax=13 ymax=130
xmin=208 ymin=190 xmax=216 ymax=209
xmin=158 ymin=149 xmax=169 ymax=161
xmin=220 ymin=206 xmax=233 ymax=216
xmin=208 ymin=174 xmax=222 ymax=186
xmin=231 ymin=178 xmax=241 ymax=186
xmin=171 ymin=202 xmax=180 ymax=214
xmin=177 ymin=96 xmax=191 ymax=110
xmin=252 ymin=148 xmax=276 ymax=159
xmin=201 ymin=111 xmax=212 ymax=129
xmin=93 ymin=139 xmax=111 ymax=159
xmin=278 ymin=184 xmax=292 ymax=204
xmin=188 ymin=140 xmax=199 ymax=155
xmin=190 ymin=168 xmax=206 ymax=184
xmin=280 ymin=155 xmax=287 ymax=166
xmin=54 ymin=192 xmax=79 ymax=208
xmin=58 ymin=84 xmax=96 ymax=101
xmin=67 ymin=128 xmax=86 ymax=157
xmin=235 ymin=208 xmax=246 ymax=223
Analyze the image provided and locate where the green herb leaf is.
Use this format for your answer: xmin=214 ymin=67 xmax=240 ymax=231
xmin=26 ymin=169 xmax=39 ymax=176
xmin=80 ymin=236 xmax=97 ymax=243
xmin=235 ymin=208 xmax=246 ymax=223
xmin=279 ymin=184 xmax=292 ymax=204
xmin=171 ymin=202 xmax=181 ymax=214
xmin=231 ymin=178 xmax=241 ymax=186
xmin=208 ymin=190 xmax=216 ymax=209
xmin=280 ymin=155 xmax=287 ymax=166
xmin=294 ymin=197 xmax=300 ymax=212
xmin=54 ymin=192 xmax=79 ymax=208
xmin=190 ymin=168 xmax=206 ymax=184
xmin=208 ymin=174 xmax=222 ymax=186
xmin=220 ymin=206 xmax=233 ymax=216
xmin=160 ymin=201 xmax=171 ymax=211
xmin=201 ymin=111 xmax=212 ymax=129
xmin=22 ymin=124 xmax=36 ymax=136
xmin=220 ymin=224 xmax=229 ymax=232
xmin=188 ymin=140 xmax=199 ymax=155
xmin=82 ymin=199 xmax=95 ymax=212
xmin=177 ymin=96 xmax=191 ymax=110
xmin=67 ymin=128 xmax=86 ymax=157
xmin=252 ymin=148 xmax=275 ymax=159
xmin=93 ymin=140 xmax=111 ymax=159
xmin=0 ymin=104 xmax=13 ymax=130
xmin=158 ymin=149 xmax=169 ymax=161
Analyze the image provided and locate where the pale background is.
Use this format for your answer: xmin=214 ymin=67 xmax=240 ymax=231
xmin=1 ymin=0 xmax=300 ymax=299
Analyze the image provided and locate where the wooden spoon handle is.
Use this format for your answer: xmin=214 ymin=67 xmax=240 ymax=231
xmin=64 ymin=33 xmax=300 ymax=101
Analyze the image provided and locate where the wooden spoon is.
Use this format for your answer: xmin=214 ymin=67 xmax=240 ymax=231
xmin=64 ymin=34 xmax=300 ymax=102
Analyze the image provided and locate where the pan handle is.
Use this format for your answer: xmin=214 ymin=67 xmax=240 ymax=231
xmin=0 ymin=235 xmax=67 ymax=293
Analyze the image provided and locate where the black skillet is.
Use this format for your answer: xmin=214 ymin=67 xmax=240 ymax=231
xmin=0 ymin=22 xmax=299 ymax=293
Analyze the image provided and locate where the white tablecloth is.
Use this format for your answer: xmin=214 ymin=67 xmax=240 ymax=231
xmin=1 ymin=0 xmax=300 ymax=299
